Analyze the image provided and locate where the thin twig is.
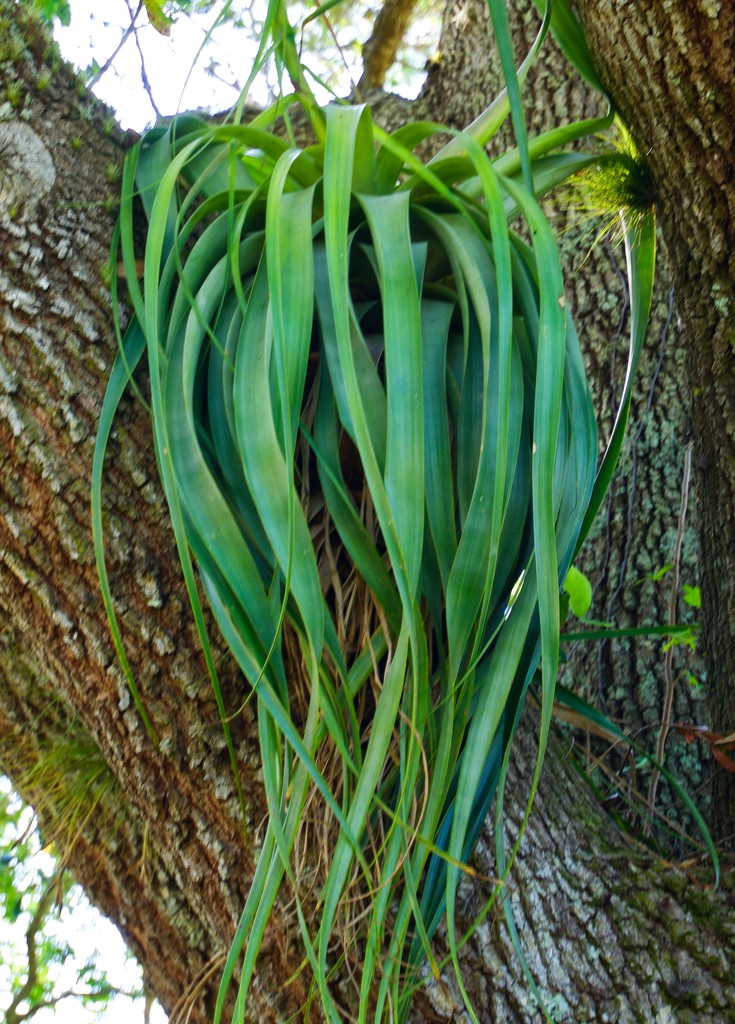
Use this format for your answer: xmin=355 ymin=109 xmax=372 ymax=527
xmin=303 ymin=0 xmax=358 ymax=99
xmin=596 ymin=285 xmax=675 ymax=713
xmin=86 ymin=2 xmax=144 ymax=88
xmin=646 ymin=441 xmax=693 ymax=829
xmin=5 ymin=876 xmax=57 ymax=1024
xmin=126 ymin=0 xmax=162 ymax=120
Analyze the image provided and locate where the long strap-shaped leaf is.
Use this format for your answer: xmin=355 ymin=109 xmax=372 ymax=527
xmin=91 ymin=322 xmax=157 ymax=744
xmin=102 ymin=63 xmax=651 ymax=1019
xmin=579 ymin=210 xmax=656 ymax=545
xmin=358 ymin=191 xmax=425 ymax=600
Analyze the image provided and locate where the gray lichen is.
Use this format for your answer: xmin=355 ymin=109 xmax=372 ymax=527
xmin=0 ymin=118 xmax=55 ymax=209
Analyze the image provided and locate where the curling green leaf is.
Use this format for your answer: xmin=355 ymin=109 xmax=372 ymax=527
xmin=97 ymin=9 xmax=662 ymax=1016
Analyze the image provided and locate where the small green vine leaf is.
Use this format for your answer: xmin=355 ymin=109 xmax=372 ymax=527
xmin=563 ymin=565 xmax=593 ymax=619
xmin=644 ymin=563 xmax=672 ymax=583
xmin=144 ymin=0 xmax=173 ymax=36
xmin=682 ymin=584 xmax=701 ymax=608
xmin=32 ymin=0 xmax=71 ymax=26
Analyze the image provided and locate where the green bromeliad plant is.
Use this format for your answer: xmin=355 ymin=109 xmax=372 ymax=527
xmin=93 ymin=1 xmax=660 ymax=1020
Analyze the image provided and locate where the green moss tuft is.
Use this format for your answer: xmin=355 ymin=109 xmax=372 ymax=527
xmin=98 ymin=260 xmax=112 ymax=286
xmin=574 ymin=120 xmax=656 ymax=237
xmin=7 ymin=32 xmax=29 ymax=63
xmin=5 ymin=80 xmax=23 ymax=109
xmin=105 ymin=160 xmax=121 ymax=184
xmin=1 ymin=718 xmax=122 ymax=863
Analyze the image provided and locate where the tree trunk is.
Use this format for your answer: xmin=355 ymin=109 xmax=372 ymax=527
xmin=0 ymin=3 xmax=733 ymax=1023
xmin=412 ymin=721 xmax=735 ymax=1024
xmin=572 ymin=0 xmax=735 ymax=843
xmin=418 ymin=0 xmax=714 ymax=845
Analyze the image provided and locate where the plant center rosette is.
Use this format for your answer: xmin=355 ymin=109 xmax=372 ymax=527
xmin=95 ymin=93 xmax=654 ymax=1023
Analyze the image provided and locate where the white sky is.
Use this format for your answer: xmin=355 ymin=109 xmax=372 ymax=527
xmin=53 ymin=0 xmax=435 ymax=130
xmin=0 ymin=782 xmax=167 ymax=1024
xmin=54 ymin=0 xmax=269 ymax=129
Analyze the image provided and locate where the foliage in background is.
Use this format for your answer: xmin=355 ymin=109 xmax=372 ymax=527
xmin=30 ymin=0 xmax=71 ymax=26
xmin=92 ymin=1 xmax=670 ymax=1019
xmin=32 ymin=0 xmax=443 ymax=125
xmin=0 ymin=781 xmax=149 ymax=1024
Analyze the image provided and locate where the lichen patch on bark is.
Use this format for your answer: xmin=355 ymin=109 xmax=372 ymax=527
xmin=0 ymin=118 xmax=55 ymax=208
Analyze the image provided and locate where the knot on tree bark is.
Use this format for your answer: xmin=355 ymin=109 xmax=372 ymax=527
xmin=0 ymin=118 xmax=56 ymax=210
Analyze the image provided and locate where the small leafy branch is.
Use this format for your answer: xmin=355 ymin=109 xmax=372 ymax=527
xmin=0 ymin=784 xmax=144 ymax=1023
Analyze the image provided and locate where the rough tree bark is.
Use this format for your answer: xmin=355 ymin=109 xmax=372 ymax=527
xmin=359 ymin=0 xmax=421 ymax=89
xmin=572 ymin=0 xmax=735 ymax=842
xmin=0 ymin=3 xmax=733 ymax=1023
xmin=417 ymin=0 xmax=714 ymax=843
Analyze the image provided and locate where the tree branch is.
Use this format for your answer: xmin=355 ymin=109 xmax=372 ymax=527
xmin=126 ymin=0 xmax=162 ymax=119
xmin=6 ymin=876 xmax=58 ymax=1024
xmin=86 ymin=1 xmax=144 ymax=88
xmin=359 ymin=0 xmax=420 ymax=89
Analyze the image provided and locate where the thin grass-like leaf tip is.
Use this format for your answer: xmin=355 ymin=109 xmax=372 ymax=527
xmin=571 ymin=120 xmax=656 ymax=241
xmin=95 ymin=89 xmax=650 ymax=1022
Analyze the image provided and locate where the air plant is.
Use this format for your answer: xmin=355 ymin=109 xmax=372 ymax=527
xmin=93 ymin=1 xmax=657 ymax=1020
